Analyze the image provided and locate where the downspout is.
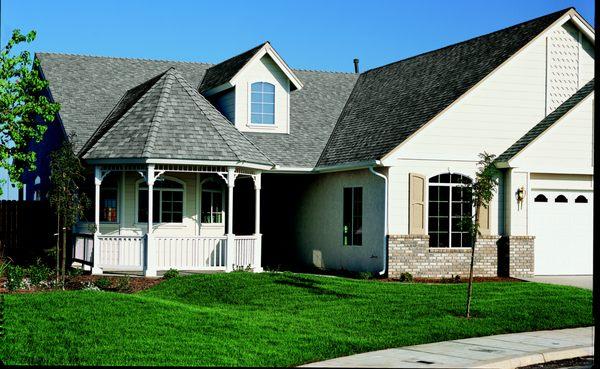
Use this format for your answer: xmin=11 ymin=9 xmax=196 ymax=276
xmin=368 ymin=165 xmax=388 ymax=276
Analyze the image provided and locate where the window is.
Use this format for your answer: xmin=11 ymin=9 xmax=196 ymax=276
xmin=250 ymin=82 xmax=275 ymax=124
xmin=575 ymin=195 xmax=588 ymax=203
xmin=100 ymin=174 xmax=119 ymax=222
xmin=534 ymin=194 xmax=548 ymax=202
xmin=201 ymin=180 xmax=223 ymax=223
xmin=554 ymin=194 xmax=568 ymax=203
xmin=343 ymin=187 xmax=362 ymax=246
xmin=428 ymin=173 xmax=472 ymax=248
xmin=138 ymin=178 xmax=184 ymax=223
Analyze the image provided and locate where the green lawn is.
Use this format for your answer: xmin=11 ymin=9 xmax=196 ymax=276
xmin=0 ymin=272 xmax=593 ymax=366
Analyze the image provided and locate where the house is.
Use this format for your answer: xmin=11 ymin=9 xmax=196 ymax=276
xmin=26 ymin=7 xmax=594 ymax=278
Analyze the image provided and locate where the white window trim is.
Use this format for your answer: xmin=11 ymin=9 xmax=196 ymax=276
xmin=134 ymin=176 xmax=186 ymax=225
xmin=248 ymin=81 xmax=276 ymax=126
xmin=199 ymin=178 xmax=225 ymax=225
xmin=428 ymin=173 xmax=473 ymax=249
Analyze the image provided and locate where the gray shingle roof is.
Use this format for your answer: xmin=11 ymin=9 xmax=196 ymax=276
xmin=36 ymin=52 xmax=357 ymax=168
xmin=317 ymin=8 xmax=571 ymax=166
xmin=82 ymin=68 xmax=273 ymax=165
xmin=198 ymin=42 xmax=266 ymax=93
xmin=496 ymin=79 xmax=594 ymax=163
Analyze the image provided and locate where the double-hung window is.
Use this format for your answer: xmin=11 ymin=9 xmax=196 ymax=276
xmin=428 ymin=173 xmax=472 ymax=248
xmin=343 ymin=187 xmax=362 ymax=246
xmin=100 ymin=174 xmax=119 ymax=223
xmin=138 ymin=179 xmax=184 ymax=223
xmin=250 ymin=82 xmax=275 ymax=124
xmin=201 ymin=180 xmax=223 ymax=224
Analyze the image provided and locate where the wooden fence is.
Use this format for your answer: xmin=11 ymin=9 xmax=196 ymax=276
xmin=0 ymin=200 xmax=55 ymax=263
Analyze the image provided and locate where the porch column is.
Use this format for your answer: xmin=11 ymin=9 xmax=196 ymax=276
xmin=144 ymin=165 xmax=157 ymax=277
xmin=226 ymin=167 xmax=236 ymax=272
xmin=91 ymin=166 xmax=103 ymax=275
xmin=253 ymin=173 xmax=263 ymax=272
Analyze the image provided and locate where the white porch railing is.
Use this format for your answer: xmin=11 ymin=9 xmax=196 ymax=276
xmin=233 ymin=236 xmax=257 ymax=269
xmin=155 ymin=236 xmax=227 ymax=270
xmin=74 ymin=234 xmax=260 ymax=273
xmin=97 ymin=235 xmax=144 ymax=270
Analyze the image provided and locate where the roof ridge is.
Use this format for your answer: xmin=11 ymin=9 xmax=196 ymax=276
xmin=206 ymin=42 xmax=268 ymax=68
xmin=292 ymin=67 xmax=356 ymax=75
xmin=35 ymin=51 xmax=214 ymax=66
xmin=363 ymin=7 xmax=573 ymax=75
xmin=171 ymin=70 xmax=244 ymax=162
xmin=174 ymin=70 xmax=273 ymax=165
xmin=79 ymin=69 xmax=169 ymax=157
xmin=142 ymin=68 xmax=175 ymax=158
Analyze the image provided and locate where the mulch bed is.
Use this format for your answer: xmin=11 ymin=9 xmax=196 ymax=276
xmin=380 ymin=276 xmax=523 ymax=283
xmin=517 ymin=356 xmax=593 ymax=369
xmin=0 ymin=274 xmax=164 ymax=294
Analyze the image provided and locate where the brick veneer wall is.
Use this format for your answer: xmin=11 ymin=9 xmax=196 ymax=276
xmin=388 ymin=235 xmax=500 ymax=278
xmin=506 ymin=236 xmax=535 ymax=278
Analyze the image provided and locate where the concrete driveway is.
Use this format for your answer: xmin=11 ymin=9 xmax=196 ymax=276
xmin=522 ymin=275 xmax=592 ymax=290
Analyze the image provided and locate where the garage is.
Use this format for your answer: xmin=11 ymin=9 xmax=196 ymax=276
xmin=530 ymin=189 xmax=593 ymax=275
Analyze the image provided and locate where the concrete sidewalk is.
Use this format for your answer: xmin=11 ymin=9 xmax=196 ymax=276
xmin=301 ymin=327 xmax=594 ymax=368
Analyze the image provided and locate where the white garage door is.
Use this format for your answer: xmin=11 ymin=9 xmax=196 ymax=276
xmin=530 ymin=190 xmax=593 ymax=275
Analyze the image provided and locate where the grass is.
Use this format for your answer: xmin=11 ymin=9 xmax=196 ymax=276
xmin=0 ymin=272 xmax=593 ymax=366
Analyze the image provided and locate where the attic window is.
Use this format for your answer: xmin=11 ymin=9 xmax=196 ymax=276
xmin=250 ymin=82 xmax=275 ymax=124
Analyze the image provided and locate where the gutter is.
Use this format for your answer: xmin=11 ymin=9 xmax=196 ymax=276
xmin=368 ymin=164 xmax=388 ymax=276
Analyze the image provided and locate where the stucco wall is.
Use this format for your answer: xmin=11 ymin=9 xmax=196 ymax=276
xmin=295 ymin=169 xmax=385 ymax=273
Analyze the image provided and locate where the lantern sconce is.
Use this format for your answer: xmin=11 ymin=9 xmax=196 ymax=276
xmin=516 ymin=186 xmax=526 ymax=210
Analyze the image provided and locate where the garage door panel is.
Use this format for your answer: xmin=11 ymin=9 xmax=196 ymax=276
xmin=530 ymin=190 xmax=592 ymax=275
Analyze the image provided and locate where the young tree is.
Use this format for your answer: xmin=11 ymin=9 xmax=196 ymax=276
xmin=465 ymin=152 xmax=500 ymax=318
xmin=0 ymin=29 xmax=60 ymax=196
xmin=48 ymin=135 xmax=90 ymax=282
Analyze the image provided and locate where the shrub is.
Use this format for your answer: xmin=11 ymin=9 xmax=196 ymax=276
xmin=94 ymin=277 xmax=111 ymax=290
xmin=453 ymin=275 xmax=461 ymax=283
xmin=0 ymin=259 xmax=10 ymax=277
xmin=6 ymin=264 xmax=26 ymax=291
xmin=399 ymin=272 xmax=413 ymax=282
xmin=27 ymin=263 xmax=52 ymax=286
xmin=67 ymin=267 xmax=84 ymax=277
xmin=116 ymin=276 xmax=132 ymax=292
xmin=163 ymin=269 xmax=179 ymax=279
xmin=357 ymin=271 xmax=372 ymax=280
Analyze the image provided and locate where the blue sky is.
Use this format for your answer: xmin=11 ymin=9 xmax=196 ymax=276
xmin=0 ymin=0 xmax=595 ymax=72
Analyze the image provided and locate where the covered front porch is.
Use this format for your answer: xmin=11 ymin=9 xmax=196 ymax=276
xmin=73 ymin=162 xmax=265 ymax=276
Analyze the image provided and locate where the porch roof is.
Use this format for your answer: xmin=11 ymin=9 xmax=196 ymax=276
xmin=80 ymin=68 xmax=273 ymax=167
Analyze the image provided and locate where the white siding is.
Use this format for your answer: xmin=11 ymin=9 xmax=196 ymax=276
xmin=234 ymin=54 xmax=291 ymax=134
xmin=296 ymin=169 xmax=385 ymax=272
xmin=512 ymin=93 xmax=594 ymax=171
xmin=385 ymin=20 xmax=594 ymax=163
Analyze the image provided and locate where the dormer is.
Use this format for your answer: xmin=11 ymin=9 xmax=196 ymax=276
xmin=199 ymin=42 xmax=303 ymax=134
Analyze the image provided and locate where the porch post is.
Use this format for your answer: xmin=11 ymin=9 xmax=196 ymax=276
xmin=226 ymin=167 xmax=236 ymax=272
xmin=144 ymin=165 xmax=157 ymax=277
xmin=91 ymin=166 xmax=103 ymax=275
xmin=253 ymin=173 xmax=263 ymax=272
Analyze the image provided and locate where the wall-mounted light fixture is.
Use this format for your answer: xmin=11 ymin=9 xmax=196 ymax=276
xmin=516 ymin=186 xmax=526 ymax=210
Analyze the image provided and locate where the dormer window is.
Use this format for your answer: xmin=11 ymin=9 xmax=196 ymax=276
xmin=250 ymin=82 xmax=275 ymax=124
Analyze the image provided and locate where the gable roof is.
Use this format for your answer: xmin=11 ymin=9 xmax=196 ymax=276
xmin=317 ymin=8 xmax=572 ymax=167
xmin=198 ymin=42 xmax=265 ymax=93
xmin=36 ymin=52 xmax=358 ymax=167
xmin=82 ymin=68 xmax=273 ymax=166
xmin=198 ymin=42 xmax=303 ymax=94
xmin=496 ymin=79 xmax=594 ymax=164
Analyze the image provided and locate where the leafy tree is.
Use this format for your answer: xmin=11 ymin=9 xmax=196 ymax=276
xmin=0 ymin=29 xmax=60 ymax=196
xmin=48 ymin=135 xmax=90 ymax=283
xmin=464 ymin=152 xmax=500 ymax=318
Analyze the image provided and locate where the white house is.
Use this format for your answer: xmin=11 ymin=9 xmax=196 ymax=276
xmin=26 ymin=7 xmax=594 ymax=278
